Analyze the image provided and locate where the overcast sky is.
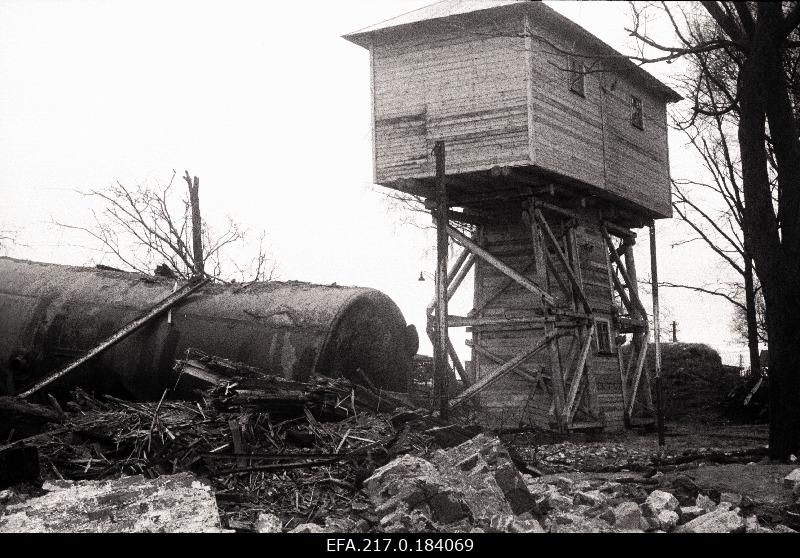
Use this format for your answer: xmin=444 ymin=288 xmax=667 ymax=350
xmin=0 ymin=0 xmax=752 ymax=365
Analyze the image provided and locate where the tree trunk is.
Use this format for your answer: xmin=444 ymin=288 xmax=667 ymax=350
xmin=743 ymin=255 xmax=761 ymax=376
xmin=764 ymin=281 xmax=800 ymax=458
xmin=185 ymin=173 xmax=203 ymax=276
xmin=738 ymin=5 xmax=800 ymax=459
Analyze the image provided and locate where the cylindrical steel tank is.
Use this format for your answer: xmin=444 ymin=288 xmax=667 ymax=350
xmin=0 ymin=258 xmax=418 ymax=399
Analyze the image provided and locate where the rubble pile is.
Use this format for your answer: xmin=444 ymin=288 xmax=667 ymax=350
xmin=0 ymin=354 xmax=480 ymax=532
xmin=1 ymin=352 xmax=798 ymax=533
xmin=514 ymin=439 xmax=769 ymax=475
xmin=0 ymin=472 xmax=226 ymax=533
xmin=524 ymin=474 xmax=796 ymax=533
xmin=364 ymin=434 xmax=540 ymax=533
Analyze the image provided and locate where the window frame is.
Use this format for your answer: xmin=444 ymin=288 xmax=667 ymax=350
xmin=630 ymin=95 xmax=644 ymax=130
xmin=594 ymin=317 xmax=614 ymax=355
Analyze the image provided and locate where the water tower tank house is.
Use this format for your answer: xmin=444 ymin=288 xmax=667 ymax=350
xmin=344 ymin=0 xmax=681 ymax=431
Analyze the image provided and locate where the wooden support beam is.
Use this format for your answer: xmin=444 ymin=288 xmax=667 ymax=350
xmin=469 ymin=260 xmax=536 ymax=317
xmin=447 ymin=225 xmax=556 ymax=306
xmin=566 ymin=224 xmax=585 ymax=310
xmin=446 ymin=337 xmax=470 ymax=388
xmin=609 ymin=263 xmax=634 ymax=315
xmin=564 ymin=323 xmax=596 ymax=425
xmin=434 ymin=141 xmax=449 ymax=419
xmin=450 ymin=332 xmax=563 ymax=408
xmin=527 ymin=204 xmax=567 ymax=430
xmin=585 ymin=361 xmax=601 ymax=419
xmin=533 ymin=209 xmax=592 ymax=315
xmin=467 ymin=340 xmax=545 ymax=386
xmin=528 ymin=205 xmax=549 ymax=292
xmin=427 ymin=248 xmax=471 ymax=315
xmin=543 ymin=248 xmax=572 ymax=301
xmin=447 ymin=189 xmax=528 ymax=208
xmin=618 ymin=342 xmax=630 ymax=413
xmin=0 ymin=396 xmax=63 ymax=422
xmin=650 ymin=222 xmax=665 ymax=446
xmin=446 ymin=254 xmax=474 ymax=304
xmin=618 ymin=316 xmax=647 ymax=333
xmin=18 ymin=277 xmax=211 ymax=399
xmin=448 ymin=314 xmax=554 ymax=328
xmin=430 ymin=207 xmax=492 ymax=227
xmin=568 ymin=420 xmax=605 ymax=430
xmin=600 ymin=225 xmax=647 ymax=318
xmin=532 ymin=199 xmax=583 ymax=220
xmin=545 ymin=321 xmax=566 ymax=431
xmin=602 ymin=220 xmax=637 ymax=239
xmin=624 ymin=243 xmax=639 ymax=305
xmin=627 ymin=338 xmax=651 ymax=417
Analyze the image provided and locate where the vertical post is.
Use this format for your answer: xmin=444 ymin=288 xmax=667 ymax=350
xmin=649 ymin=222 xmax=665 ymax=447
xmin=672 ymin=321 xmax=677 ymax=343
xmin=434 ymin=141 xmax=449 ymax=419
xmin=529 ymin=206 xmax=564 ymax=431
xmin=185 ymin=171 xmax=204 ymax=276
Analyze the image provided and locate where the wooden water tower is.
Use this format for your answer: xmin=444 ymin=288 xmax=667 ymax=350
xmin=344 ymin=0 xmax=681 ymax=431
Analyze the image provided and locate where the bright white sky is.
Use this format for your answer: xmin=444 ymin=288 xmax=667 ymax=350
xmin=0 ymin=0 xmax=752 ymax=365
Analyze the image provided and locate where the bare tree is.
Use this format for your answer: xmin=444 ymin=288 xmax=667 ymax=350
xmin=664 ymin=115 xmax=762 ymax=375
xmin=730 ymin=281 xmax=768 ymax=346
xmin=57 ymin=170 xmax=276 ymax=283
xmin=628 ymin=1 xmax=800 ymax=459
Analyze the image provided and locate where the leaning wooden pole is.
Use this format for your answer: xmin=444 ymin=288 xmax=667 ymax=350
xmin=433 ymin=141 xmax=449 ymax=419
xmin=17 ymin=277 xmax=211 ymax=399
xmin=649 ymin=222 xmax=665 ymax=447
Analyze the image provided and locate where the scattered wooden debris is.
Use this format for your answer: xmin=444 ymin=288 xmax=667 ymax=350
xmin=0 ymin=352 xmax=470 ymax=530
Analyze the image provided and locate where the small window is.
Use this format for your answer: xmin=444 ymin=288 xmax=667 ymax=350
xmin=630 ymin=95 xmax=643 ymax=129
xmin=568 ymin=56 xmax=585 ymax=97
xmin=595 ymin=318 xmax=613 ymax=354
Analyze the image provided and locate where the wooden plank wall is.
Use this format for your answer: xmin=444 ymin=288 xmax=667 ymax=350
xmin=366 ymin=10 xmax=673 ymax=218
xmin=371 ymin=15 xmax=532 ymax=182
xmin=527 ymin=19 xmax=672 ymax=217
xmin=601 ymin=81 xmax=671 ymax=218
xmin=471 ymin=206 xmax=626 ymax=430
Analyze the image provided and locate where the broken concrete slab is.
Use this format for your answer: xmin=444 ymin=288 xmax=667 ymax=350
xmin=744 ymin=515 xmax=773 ymax=533
xmin=784 ymin=468 xmax=800 ymax=489
xmin=366 ymin=434 xmax=538 ymax=531
xmin=696 ymin=493 xmax=717 ymax=513
xmin=612 ymin=501 xmax=642 ymax=531
xmin=255 ymin=512 xmax=282 ymax=533
xmin=508 ymin=515 xmax=545 ymax=533
xmin=366 ymin=454 xmax=439 ymax=500
xmin=432 ymin=433 xmax=536 ymax=515
xmin=546 ymin=511 xmax=613 ymax=533
xmin=655 ymin=509 xmax=679 ymax=532
xmin=679 ymin=505 xmax=706 ymax=522
xmin=676 ymin=509 xmax=746 ymax=533
xmin=0 ymin=472 xmax=225 ymax=533
xmin=719 ymin=492 xmax=742 ymax=507
xmin=643 ymin=490 xmax=680 ymax=516
xmin=289 ymin=523 xmax=326 ymax=533
xmin=574 ymin=489 xmax=604 ymax=506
